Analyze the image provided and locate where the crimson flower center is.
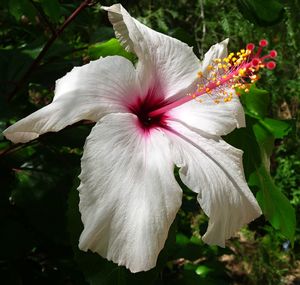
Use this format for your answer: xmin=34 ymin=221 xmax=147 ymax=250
xmin=128 ymin=92 xmax=168 ymax=132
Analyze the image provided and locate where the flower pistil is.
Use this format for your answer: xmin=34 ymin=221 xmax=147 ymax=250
xmin=149 ymin=39 xmax=277 ymax=117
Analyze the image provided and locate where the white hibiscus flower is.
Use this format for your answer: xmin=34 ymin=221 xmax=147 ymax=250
xmin=3 ymin=4 xmax=264 ymax=273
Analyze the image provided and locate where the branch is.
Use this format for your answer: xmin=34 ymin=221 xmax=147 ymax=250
xmin=29 ymin=0 xmax=56 ymax=36
xmin=7 ymin=0 xmax=95 ymax=102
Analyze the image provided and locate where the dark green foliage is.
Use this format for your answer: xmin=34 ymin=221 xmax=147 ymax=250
xmin=236 ymin=0 xmax=284 ymax=26
xmin=1 ymin=0 xmax=299 ymax=284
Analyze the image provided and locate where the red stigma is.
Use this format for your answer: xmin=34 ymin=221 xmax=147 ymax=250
xmin=269 ymin=50 xmax=277 ymax=58
xmin=259 ymin=39 xmax=268 ymax=47
xmin=266 ymin=61 xmax=276 ymax=70
xmin=252 ymin=58 xmax=260 ymax=66
xmin=246 ymin=43 xmax=255 ymax=51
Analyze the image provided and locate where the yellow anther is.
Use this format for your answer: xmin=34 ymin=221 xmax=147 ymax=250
xmin=214 ymin=58 xmax=222 ymax=63
xmin=207 ymin=65 xmax=213 ymax=70
xmin=197 ymin=71 xmax=203 ymax=78
xmin=224 ymin=95 xmax=233 ymax=102
xmin=214 ymin=99 xmax=220 ymax=104
xmin=238 ymin=69 xmax=245 ymax=76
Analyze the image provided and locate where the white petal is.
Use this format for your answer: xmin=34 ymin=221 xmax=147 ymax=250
xmin=78 ymin=113 xmax=182 ymax=273
xmin=102 ymin=4 xmax=200 ymax=99
xmin=201 ymin=39 xmax=229 ymax=76
xmin=170 ymin=91 xmax=245 ymax=136
xmin=168 ymin=121 xmax=261 ymax=246
xmin=169 ymin=38 xmax=244 ymax=136
xmin=4 ymin=56 xmax=139 ymax=143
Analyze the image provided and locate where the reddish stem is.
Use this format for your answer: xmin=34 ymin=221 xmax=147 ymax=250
xmin=7 ymin=0 xmax=94 ymax=102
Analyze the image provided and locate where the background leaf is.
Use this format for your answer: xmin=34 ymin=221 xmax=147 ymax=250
xmin=236 ymin=0 xmax=285 ymax=26
xmin=252 ymin=166 xmax=296 ymax=243
xmin=39 ymin=0 xmax=61 ymax=23
xmin=88 ymin=38 xmax=135 ymax=61
xmin=8 ymin=0 xmax=36 ymax=22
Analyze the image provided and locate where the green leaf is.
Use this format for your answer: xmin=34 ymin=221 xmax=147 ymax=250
xmin=88 ymin=39 xmax=135 ymax=62
xmin=252 ymin=166 xmax=296 ymax=243
xmin=252 ymin=121 xmax=275 ymax=163
xmin=253 ymin=118 xmax=291 ymax=168
xmin=236 ymin=0 xmax=284 ymax=26
xmin=183 ymin=261 xmax=230 ymax=285
xmin=176 ymin=233 xmax=190 ymax=246
xmin=226 ymin=115 xmax=296 ymax=242
xmin=262 ymin=118 xmax=292 ymax=138
xmin=0 ymin=49 xmax=33 ymax=97
xmin=8 ymin=0 xmax=36 ymax=21
xmin=240 ymin=85 xmax=270 ymax=118
xmin=39 ymin=0 xmax=61 ymax=22
xmin=195 ymin=265 xmax=213 ymax=277
xmin=225 ymin=116 xmax=262 ymax=179
xmin=250 ymin=118 xmax=296 ymax=242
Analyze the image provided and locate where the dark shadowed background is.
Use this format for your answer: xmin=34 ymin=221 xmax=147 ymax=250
xmin=0 ymin=0 xmax=299 ymax=284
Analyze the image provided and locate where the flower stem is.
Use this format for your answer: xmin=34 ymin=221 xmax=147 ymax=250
xmin=7 ymin=0 xmax=95 ymax=102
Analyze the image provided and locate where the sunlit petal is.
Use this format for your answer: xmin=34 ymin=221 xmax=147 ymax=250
xmin=168 ymin=121 xmax=261 ymax=246
xmin=78 ymin=113 xmax=182 ymax=273
xmin=3 ymin=56 xmax=138 ymax=143
xmin=102 ymin=4 xmax=199 ymax=99
xmin=201 ymin=39 xmax=229 ymax=76
xmin=170 ymin=92 xmax=245 ymax=136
